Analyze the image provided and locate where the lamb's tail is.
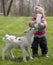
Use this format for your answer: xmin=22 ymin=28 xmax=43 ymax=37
xmin=2 ymin=34 xmax=9 ymax=41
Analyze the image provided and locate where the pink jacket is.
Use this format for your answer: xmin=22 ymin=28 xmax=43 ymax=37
xmin=29 ymin=17 xmax=47 ymax=37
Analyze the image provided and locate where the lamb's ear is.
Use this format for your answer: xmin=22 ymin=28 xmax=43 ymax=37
xmin=24 ymin=29 xmax=29 ymax=33
xmin=24 ymin=28 xmax=30 ymax=33
xmin=24 ymin=30 xmax=27 ymax=33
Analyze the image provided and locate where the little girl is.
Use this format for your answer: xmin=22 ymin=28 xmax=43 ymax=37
xmin=29 ymin=4 xmax=49 ymax=58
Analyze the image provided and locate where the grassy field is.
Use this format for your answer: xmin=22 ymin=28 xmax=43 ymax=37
xmin=0 ymin=16 xmax=53 ymax=65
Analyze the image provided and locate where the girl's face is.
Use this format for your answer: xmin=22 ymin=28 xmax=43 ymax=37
xmin=35 ymin=7 xmax=40 ymax=13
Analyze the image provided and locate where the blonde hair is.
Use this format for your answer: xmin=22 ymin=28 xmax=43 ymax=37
xmin=34 ymin=4 xmax=45 ymax=17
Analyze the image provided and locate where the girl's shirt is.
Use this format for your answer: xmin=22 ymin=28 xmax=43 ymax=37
xmin=29 ymin=13 xmax=47 ymax=37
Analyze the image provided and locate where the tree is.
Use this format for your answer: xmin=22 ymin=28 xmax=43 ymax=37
xmin=2 ymin=0 xmax=6 ymax=16
xmin=19 ymin=0 xmax=24 ymax=16
xmin=7 ymin=0 xmax=13 ymax=16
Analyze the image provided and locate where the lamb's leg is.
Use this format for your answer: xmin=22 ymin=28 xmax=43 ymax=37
xmin=25 ymin=47 xmax=33 ymax=59
xmin=2 ymin=45 xmax=9 ymax=60
xmin=21 ymin=47 xmax=27 ymax=62
xmin=9 ymin=50 xmax=14 ymax=58
xmin=2 ymin=43 xmax=11 ymax=60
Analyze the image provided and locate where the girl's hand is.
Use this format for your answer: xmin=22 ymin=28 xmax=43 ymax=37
xmin=34 ymin=23 xmax=38 ymax=28
xmin=38 ymin=23 xmax=44 ymax=27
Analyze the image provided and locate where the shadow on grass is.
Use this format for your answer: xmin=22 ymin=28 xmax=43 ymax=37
xmin=0 ymin=56 xmax=30 ymax=62
xmin=11 ymin=57 xmax=23 ymax=62
xmin=11 ymin=56 xmax=30 ymax=62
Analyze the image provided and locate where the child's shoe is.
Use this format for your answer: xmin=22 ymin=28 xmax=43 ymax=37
xmin=32 ymin=54 xmax=39 ymax=59
xmin=43 ymin=54 xmax=49 ymax=58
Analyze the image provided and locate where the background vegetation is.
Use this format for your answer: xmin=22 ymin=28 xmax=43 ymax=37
xmin=0 ymin=0 xmax=53 ymax=16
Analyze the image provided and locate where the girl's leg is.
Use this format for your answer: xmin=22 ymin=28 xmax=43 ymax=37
xmin=31 ymin=37 xmax=39 ymax=57
xmin=39 ymin=36 xmax=48 ymax=56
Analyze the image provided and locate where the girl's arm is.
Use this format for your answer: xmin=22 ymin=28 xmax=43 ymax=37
xmin=38 ymin=21 xmax=47 ymax=28
xmin=35 ymin=13 xmax=47 ymax=28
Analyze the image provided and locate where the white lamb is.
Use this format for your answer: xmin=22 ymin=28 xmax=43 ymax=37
xmin=2 ymin=28 xmax=35 ymax=62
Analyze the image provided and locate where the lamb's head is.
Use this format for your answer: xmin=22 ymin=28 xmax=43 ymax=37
xmin=24 ymin=28 xmax=35 ymax=36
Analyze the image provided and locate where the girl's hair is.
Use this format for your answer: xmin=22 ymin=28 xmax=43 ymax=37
xmin=34 ymin=4 xmax=45 ymax=17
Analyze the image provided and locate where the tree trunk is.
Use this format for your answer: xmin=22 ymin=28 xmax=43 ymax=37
xmin=19 ymin=0 xmax=23 ymax=16
xmin=7 ymin=0 xmax=13 ymax=16
xmin=2 ymin=0 xmax=6 ymax=16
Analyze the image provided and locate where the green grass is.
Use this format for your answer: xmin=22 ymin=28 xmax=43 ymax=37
xmin=0 ymin=16 xmax=53 ymax=65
